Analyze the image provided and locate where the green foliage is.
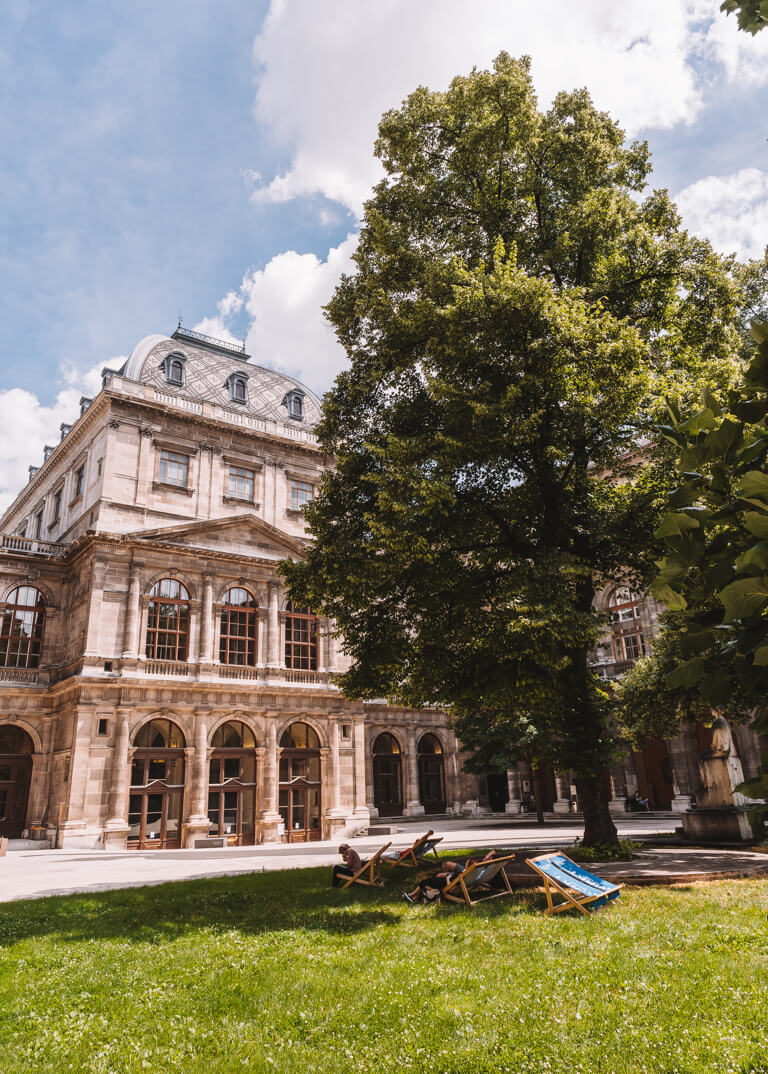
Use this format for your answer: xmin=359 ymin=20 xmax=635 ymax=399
xmin=720 ymin=0 xmax=768 ymax=33
xmin=282 ymin=54 xmax=749 ymax=846
xmin=2 ymin=872 xmax=768 ymax=1073
xmin=652 ymin=319 xmax=768 ymax=810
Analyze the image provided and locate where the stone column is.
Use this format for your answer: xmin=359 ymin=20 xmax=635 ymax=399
xmin=405 ymin=726 xmax=424 ymax=816
xmin=83 ymin=558 xmax=106 ymax=658
xmin=198 ymin=574 xmax=214 ymax=665
xmin=352 ymin=719 xmax=370 ymax=823
xmin=103 ymin=716 xmax=131 ymax=848
xmin=505 ymin=767 xmax=523 ymax=814
xmin=121 ymin=562 xmax=143 ymax=659
xmin=57 ymin=708 xmax=95 ymax=847
xmin=260 ymin=718 xmax=282 ymax=841
xmin=267 ymin=582 xmax=281 ymax=667
xmin=553 ymin=771 xmax=572 ymax=814
xmin=327 ymin=720 xmax=346 ymax=836
xmin=183 ymin=715 xmax=210 ymax=847
xmin=257 ymin=609 xmax=268 ymax=669
xmin=26 ymin=721 xmax=53 ymax=830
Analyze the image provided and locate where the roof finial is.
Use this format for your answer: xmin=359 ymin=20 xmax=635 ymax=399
xmin=177 ymin=310 xmax=183 ymax=330
xmin=241 ymin=332 xmax=247 ymax=354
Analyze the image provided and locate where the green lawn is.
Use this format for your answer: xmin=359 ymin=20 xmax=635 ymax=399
xmin=0 ymin=865 xmax=766 ymax=1074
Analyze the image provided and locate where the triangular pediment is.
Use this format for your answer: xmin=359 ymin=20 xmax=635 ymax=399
xmin=127 ymin=514 xmax=306 ymax=560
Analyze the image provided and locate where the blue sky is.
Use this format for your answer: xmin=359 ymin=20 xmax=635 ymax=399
xmin=1 ymin=0 xmax=767 ymax=508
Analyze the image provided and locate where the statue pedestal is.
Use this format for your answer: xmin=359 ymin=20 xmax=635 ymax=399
xmin=680 ymin=806 xmax=756 ymax=843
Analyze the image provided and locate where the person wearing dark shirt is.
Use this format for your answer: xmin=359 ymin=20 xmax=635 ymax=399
xmin=332 ymin=843 xmax=363 ymax=886
xmin=403 ymin=850 xmax=496 ymax=903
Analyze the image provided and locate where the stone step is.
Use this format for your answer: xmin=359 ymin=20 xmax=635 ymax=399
xmin=7 ymin=838 xmax=53 ymax=851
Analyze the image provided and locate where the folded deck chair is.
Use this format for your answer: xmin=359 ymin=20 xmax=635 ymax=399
xmin=440 ymin=854 xmax=517 ymax=907
xmin=525 ymin=852 xmax=623 ymax=915
xmin=340 ymin=842 xmax=392 ymax=889
xmin=382 ymin=830 xmax=443 ymax=869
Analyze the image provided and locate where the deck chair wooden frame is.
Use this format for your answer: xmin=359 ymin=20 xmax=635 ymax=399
xmin=340 ymin=842 xmax=392 ymax=889
xmin=440 ymin=854 xmax=517 ymax=907
xmin=525 ymin=852 xmax=623 ymax=916
xmin=384 ymin=830 xmax=443 ymax=869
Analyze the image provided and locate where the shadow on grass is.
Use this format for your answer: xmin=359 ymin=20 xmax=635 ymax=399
xmin=0 ymin=863 xmax=546 ymax=948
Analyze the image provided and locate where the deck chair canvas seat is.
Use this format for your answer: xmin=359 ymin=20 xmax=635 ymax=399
xmin=340 ymin=842 xmax=392 ymax=889
xmin=440 ymin=854 xmax=517 ymax=907
xmin=382 ymin=830 xmax=443 ymax=869
xmin=526 ymin=852 xmax=623 ymax=915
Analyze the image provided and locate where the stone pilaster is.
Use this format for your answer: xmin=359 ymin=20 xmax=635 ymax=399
xmin=405 ymin=726 xmax=424 ymax=816
xmin=260 ymin=718 xmax=282 ymax=841
xmin=267 ymin=582 xmax=281 ymax=667
xmin=505 ymin=767 xmax=523 ymax=814
xmin=353 ymin=719 xmax=371 ymax=822
xmin=103 ymin=716 xmax=131 ymax=848
xmin=183 ymin=715 xmax=210 ymax=847
xmin=121 ymin=561 xmax=143 ymax=659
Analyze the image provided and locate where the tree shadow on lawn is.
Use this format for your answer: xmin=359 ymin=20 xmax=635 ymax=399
xmin=0 ymin=864 xmax=542 ymax=948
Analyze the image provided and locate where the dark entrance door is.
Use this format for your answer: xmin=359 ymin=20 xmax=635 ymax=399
xmin=372 ymin=733 xmax=403 ymax=816
xmin=486 ymin=772 xmax=509 ymax=813
xmin=279 ymin=722 xmax=322 ymax=842
xmin=418 ymin=734 xmax=446 ymax=814
xmin=208 ymin=721 xmax=258 ymax=845
xmin=128 ymin=720 xmax=186 ymax=849
xmin=0 ymin=725 xmax=34 ymax=838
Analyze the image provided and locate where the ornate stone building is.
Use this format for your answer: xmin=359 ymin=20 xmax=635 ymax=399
xmin=0 ymin=328 xmax=478 ymax=849
xmin=0 ymin=327 xmax=764 ymax=849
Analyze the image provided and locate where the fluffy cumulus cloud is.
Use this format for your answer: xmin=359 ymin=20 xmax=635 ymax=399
xmin=250 ymin=0 xmax=768 ymax=217
xmin=675 ymin=168 xmax=768 ymax=260
xmin=0 ymin=362 xmax=109 ymax=515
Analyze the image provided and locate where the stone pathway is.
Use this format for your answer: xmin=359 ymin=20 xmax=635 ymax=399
xmin=1 ymin=813 xmax=766 ymax=903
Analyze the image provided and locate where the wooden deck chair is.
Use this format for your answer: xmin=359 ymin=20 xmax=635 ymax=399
xmin=525 ymin=852 xmax=623 ymax=916
xmin=440 ymin=854 xmax=517 ymax=907
xmin=382 ymin=830 xmax=443 ymax=869
xmin=340 ymin=842 xmax=392 ymax=889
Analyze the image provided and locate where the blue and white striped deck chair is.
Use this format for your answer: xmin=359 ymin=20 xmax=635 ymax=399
xmin=525 ymin=853 xmax=623 ymax=915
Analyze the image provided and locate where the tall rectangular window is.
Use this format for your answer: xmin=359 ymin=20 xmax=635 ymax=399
xmin=158 ymin=450 xmax=189 ymax=488
xmin=52 ymin=489 xmax=63 ymax=522
xmin=74 ymin=464 xmax=85 ymax=497
xmin=34 ymin=511 xmax=43 ymax=538
xmin=228 ymin=465 xmax=255 ymax=502
xmin=288 ymin=478 xmax=314 ymax=511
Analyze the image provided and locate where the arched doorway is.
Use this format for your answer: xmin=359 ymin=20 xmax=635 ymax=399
xmin=418 ymin=734 xmax=446 ymax=814
xmin=208 ymin=720 xmax=258 ymax=845
xmin=0 ymin=725 xmax=33 ymax=838
xmin=128 ymin=719 xmax=185 ymax=849
xmin=278 ymin=722 xmax=321 ymax=842
xmin=372 ymin=733 xmax=403 ymax=816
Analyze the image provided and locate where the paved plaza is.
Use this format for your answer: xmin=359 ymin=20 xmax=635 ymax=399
xmin=4 ymin=813 xmax=766 ymax=903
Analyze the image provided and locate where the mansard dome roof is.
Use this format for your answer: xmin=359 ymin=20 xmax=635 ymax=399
xmin=121 ymin=332 xmax=322 ymax=426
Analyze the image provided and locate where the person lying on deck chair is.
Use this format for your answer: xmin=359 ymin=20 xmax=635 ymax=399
xmin=332 ymin=843 xmax=364 ymax=887
xmin=402 ymin=850 xmax=496 ymax=904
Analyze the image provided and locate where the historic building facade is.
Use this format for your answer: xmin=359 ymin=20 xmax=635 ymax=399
xmin=0 ymin=327 xmax=764 ymax=849
xmin=0 ymin=328 xmax=480 ymax=849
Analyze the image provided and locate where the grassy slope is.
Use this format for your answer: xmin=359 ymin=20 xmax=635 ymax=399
xmin=0 ymin=867 xmax=766 ymax=1074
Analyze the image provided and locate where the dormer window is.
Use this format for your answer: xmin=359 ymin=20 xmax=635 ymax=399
xmin=283 ymin=389 xmax=305 ymax=421
xmin=226 ymin=373 xmax=249 ymax=404
xmin=163 ymin=353 xmax=186 ymax=387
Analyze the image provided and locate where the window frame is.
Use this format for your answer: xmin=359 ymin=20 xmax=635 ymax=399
xmin=288 ymin=477 xmax=315 ymax=512
xmin=0 ymin=585 xmax=46 ymax=669
xmin=145 ymin=579 xmax=190 ymax=663
xmin=162 ymin=353 xmax=186 ymax=387
xmin=227 ymin=465 xmax=256 ymax=503
xmin=219 ymin=588 xmax=258 ymax=667
xmin=157 ymin=449 xmax=190 ymax=489
xmin=226 ymin=373 xmax=249 ymax=405
xmin=284 ymin=602 xmax=318 ymax=671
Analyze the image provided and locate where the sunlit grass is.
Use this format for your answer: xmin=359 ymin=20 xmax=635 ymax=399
xmin=1 ymin=866 xmax=766 ymax=1073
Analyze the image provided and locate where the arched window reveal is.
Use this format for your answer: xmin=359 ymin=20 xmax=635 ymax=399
xmin=284 ymin=602 xmax=318 ymax=670
xmin=278 ymin=722 xmax=321 ymax=842
xmin=372 ymin=732 xmax=403 ymax=817
xmin=208 ymin=721 xmax=258 ymax=846
xmin=219 ymin=588 xmax=257 ymax=666
xmin=417 ymin=734 xmax=446 ymax=814
xmin=145 ymin=579 xmax=190 ymax=662
xmin=0 ymin=724 xmax=34 ymax=838
xmin=0 ymin=586 xmax=46 ymax=668
xmin=129 ymin=719 xmax=186 ymax=849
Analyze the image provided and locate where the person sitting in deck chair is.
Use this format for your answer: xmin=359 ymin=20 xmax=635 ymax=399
xmin=332 ymin=843 xmax=364 ymax=887
xmin=402 ymin=850 xmax=496 ymax=903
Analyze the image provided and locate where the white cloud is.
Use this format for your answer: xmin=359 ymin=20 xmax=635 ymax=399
xmin=0 ymin=362 xmax=107 ymax=515
xmin=250 ymin=0 xmax=768 ymax=218
xmin=232 ymin=235 xmax=356 ymax=394
xmin=675 ymin=168 xmax=768 ymax=260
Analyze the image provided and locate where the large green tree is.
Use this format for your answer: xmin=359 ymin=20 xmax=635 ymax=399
xmin=283 ymin=54 xmax=746 ymax=845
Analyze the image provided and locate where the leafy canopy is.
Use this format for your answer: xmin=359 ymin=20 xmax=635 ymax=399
xmin=720 ymin=0 xmax=768 ymax=34
xmin=282 ymin=54 xmax=748 ymax=843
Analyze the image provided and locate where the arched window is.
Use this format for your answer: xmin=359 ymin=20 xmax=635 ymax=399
xmin=209 ymin=721 xmax=257 ymax=845
xmin=0 ymin=724 xmax=34 ymax=838
xmin=284 ymin=602 xmax=318 ymax=670
xmin=609 ymin=586 xmax=649 ymax=663
xmin=372 ymin=732 xmax=403 ymax=817
xmin=219 ymin=588 xmax=257 ymax=666
xmin=280 ymin=722 xmax=320 ymax=749
xmin=145 ymin=579 xmax=190 ymax=662
xmin=283 ymin=389 xmax=305 ymax=421
xmin=279 ymin=722 xmax=321 ymax=842
xmin=373 ymin=732 xmax=401 ymax=755
xmin=417 ymin=734 xmax=446 ymax=814
xmin=163 ymin=353 xmax=186 ymax=386
xmin=129 ymin=719 xmax=186 ymax=849
xmin=0 ymin=586 xmax=45 ymax=668
xmin=226 ymin=373 xmax=249 ymax=404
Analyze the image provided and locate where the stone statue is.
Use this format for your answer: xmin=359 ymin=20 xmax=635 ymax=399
xmin=696 ymin=716 xmax=745 ymax=808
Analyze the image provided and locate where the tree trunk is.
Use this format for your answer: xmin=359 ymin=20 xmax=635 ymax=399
xmin=575 ymin=773 xmax=618 ymax=847
xmin=531 ymin=764 xmax=545 ymax=825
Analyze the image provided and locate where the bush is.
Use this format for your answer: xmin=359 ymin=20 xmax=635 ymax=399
xmin=569 ymin=838 xmax=640 ymax=862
